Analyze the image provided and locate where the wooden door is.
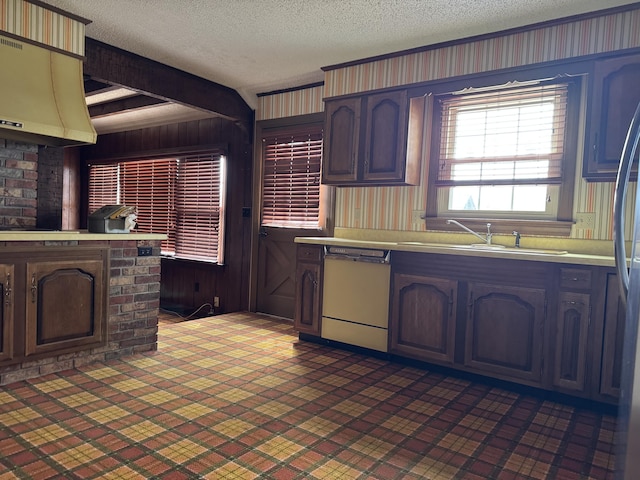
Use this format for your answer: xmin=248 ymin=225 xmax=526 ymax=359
xmin=390 ymin=273 xmax=457 ymax=364
xmin=256 ymin=227 xmax=302 ymax=319
xmin=0 ymin=264 xmax=14 ymax=362
xmin=465 ymin=282 xmax=545 ymax=385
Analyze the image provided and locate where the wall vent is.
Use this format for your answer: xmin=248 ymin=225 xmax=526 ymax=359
xmin=0 ymin=37 xmax=22 ymax=50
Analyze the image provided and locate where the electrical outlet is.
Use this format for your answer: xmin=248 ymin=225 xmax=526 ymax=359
xmin=137 ymin=246 xmax=152 ymax=256
xmin=213 ymin=296 xmax=220 ymax=308
xmin=412 ymin=210 xmax=425 ymax=223
xmin=575 ymin=212 xmax=595 ymax=229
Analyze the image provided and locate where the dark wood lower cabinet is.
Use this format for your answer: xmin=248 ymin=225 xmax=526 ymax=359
xmin=390 ymin=273 xmax=456 ymax=364
xmin=0 ymin=247 xmax=109 ymax=365
xmin=295 ymin=247 xmax=626 ymax=404
xmin=552 ymin=291 xmax=590 ymax=393
xmin=0 ymin=264 xmax=14 ymax=362
xmin=600 ymin=272 xmax=625 ymax=399
xmin=465 ymin=282 xmax=545 ymax=385
xmin=25 ymin=259 xmax=106 ymax=356
xmin=293 ymin=245 xmax=323 ymax=336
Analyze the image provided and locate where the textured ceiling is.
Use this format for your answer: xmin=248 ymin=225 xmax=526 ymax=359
xmin=44 ymin=0 xmax=637 ymax=109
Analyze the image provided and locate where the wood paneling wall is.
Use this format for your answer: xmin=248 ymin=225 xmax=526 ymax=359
xmin=80 ymin=116 xmax=254 ymax=314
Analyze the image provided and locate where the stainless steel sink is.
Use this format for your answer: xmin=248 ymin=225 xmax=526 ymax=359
xmin=395 ymin=241 xmax=448 ymax=247
xmin=455 ymin=244 xmax=568 ymax=255
xmin=395 ymin=241 xmax=567 ymax=255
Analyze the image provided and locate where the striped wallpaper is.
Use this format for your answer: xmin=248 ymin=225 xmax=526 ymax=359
xmin=256 ymin=85 xmax=324 ymax=121
xmin=324 ymin=7 xmax=640 ymax=97
xmin=257 ymin=6 xmax=640 ymax=241
xmin=0 ymin=0 xmax=86 ymax=56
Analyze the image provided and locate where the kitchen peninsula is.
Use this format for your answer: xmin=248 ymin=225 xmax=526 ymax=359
xmin=0 ymin=230 xmax=165 ymax=385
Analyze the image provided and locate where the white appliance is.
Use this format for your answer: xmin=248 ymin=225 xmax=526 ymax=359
xmin=613 ymin=100 xmax=640 ymax=479
xmin=321 ymin=246 xmax=391 ymax=352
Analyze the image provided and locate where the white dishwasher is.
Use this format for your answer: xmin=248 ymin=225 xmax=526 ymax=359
xmin=321 ymin=246 xmax=391 ymax=352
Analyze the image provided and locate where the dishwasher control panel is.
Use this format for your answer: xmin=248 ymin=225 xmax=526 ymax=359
xmin=324 ymin=245 xmax=390 ymax=263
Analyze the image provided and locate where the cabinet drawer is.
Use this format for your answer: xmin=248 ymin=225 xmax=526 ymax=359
xmin=560 ymin=268 xmax=592 ymax=290
xmin=297 ymin=245 xmax=322 ymax=263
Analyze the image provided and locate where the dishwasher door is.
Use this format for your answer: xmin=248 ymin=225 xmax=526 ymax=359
xmin=321 ymin=256 xmax=390 ymax=351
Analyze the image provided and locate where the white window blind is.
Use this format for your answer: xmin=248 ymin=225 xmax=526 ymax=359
xmin=122 ymin=158 xmax=177 ymax=254
xmin=88 ymin=164 xmax=118 ymax=214
xmin=436 ymin=83 xmax=569 ymax=187
xmin=175 ymin=155 xmax=225 ymax=262
xmin=88 ymin=153 xmax=225 ymax=263
xmin=261 ymin=126 xmax=323 ymax=228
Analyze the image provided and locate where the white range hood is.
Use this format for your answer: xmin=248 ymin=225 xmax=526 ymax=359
xmin=0 ymin=33 xmax=96 ymax=146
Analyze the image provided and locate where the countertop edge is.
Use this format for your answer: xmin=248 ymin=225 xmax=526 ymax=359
xmin=295 ymin=236 xmax=616 ymax=267
xmin=0 ymin=231 xmax=167 ymax=241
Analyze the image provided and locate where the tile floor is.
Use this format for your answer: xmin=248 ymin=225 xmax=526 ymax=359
xmin=0 ymin=312 xmax=617 ymax=479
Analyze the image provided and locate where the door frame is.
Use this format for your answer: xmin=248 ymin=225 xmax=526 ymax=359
xmin=249 ymin=112 xmax=334 ymax=312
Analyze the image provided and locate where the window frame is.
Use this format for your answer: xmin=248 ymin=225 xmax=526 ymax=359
xmin=421 ymin=66 xmax=583 ymax=237
xmin=255 ymin=113 xmax=333 ymax=233
xmin=87 ymin=150 xmax=227 ymax=264
xmin=261 ymin=124 xmax=323 ymax=229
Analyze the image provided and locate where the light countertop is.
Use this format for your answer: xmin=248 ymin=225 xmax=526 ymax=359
xmin=0 ymin=230 xmax=167 ymax=241
xmin=295 ymin=236 xmax=617 ymax=267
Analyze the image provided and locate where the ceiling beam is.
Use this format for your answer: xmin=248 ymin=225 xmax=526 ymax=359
xmin=88 ymin=95 xmax=167 ymax=118
xmin=84 ymin=38 xmax=254 ymax=126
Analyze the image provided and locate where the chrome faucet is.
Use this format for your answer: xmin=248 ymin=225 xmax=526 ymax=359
xmin=446 ymin=219 xmax=492 ymax=245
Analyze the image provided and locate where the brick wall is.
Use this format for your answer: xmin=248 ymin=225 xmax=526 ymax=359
xmin=0 ymin=140 xmax=38 ymax=229
xmin=36 ymin=146 xmax=64 ymax=229
xmin=0 ymin=238 xmax=162 ymax=385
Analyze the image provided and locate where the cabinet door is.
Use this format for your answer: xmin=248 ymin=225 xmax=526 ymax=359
xmin=25 ymin=259 xmax=105 ymax=356
xmin=323 ymin=97 xmax=361 ymax=184
xmin=390 ymin=273 xmax=456 ymax=364
xmin=584 ymin=53 xmax=640 ymax=180
xmin=363 ymin=91 xmax=408 ymax=183
xmin=465 ymin=282 xmax=545 ymax=384
xmin=552 ymin=292 xmax=590 ymax=393
xmin=0 ymin=264 xmax=14 ymax=362
xmin=294 ymin=261 xmax=322 ymax=336
xmin=600 ymin=273 xmax=625 ymax=398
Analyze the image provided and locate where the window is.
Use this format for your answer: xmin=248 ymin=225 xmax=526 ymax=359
xmin=88 ymin=153 xmax=226 ymax=263
xmin=426 ymin=75 xmax=581 ymax=235
xmin=261 ymin=125 xmax=323 ymax=229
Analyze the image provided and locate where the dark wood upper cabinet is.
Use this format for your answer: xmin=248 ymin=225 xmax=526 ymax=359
xmin=583 ymin=52 xmax=640 ymax=181
xmin=323 ymin=97 xmax=361 ymax=184
xmin=322 ymin=90 xmax=423 ymax=186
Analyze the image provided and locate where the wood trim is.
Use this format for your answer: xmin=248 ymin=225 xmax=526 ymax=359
xmin=257 ymin=82 xmax=324 ymax=97
xmin=256 ymin=113 xmax=325 ymax=130
xmin=0 ymin=31 xmax=85 ymax=60
xmin=84 ymin=38 xmax=253 ymax=125
xmin=26 ymin=0 xmax=92 ymax=24
xmin=321 ymin=3 xmax=640 ymax=72
xmin=85 ymin=143 xmax=228 ymax=164
xmin=423 ymin=65 xmax=582 ymax=235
